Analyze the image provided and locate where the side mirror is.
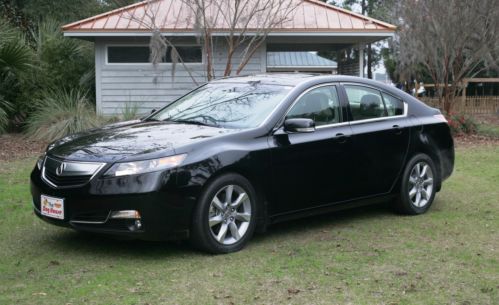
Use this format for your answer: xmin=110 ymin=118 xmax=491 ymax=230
xmin=283 ymin=118 xmax=315 ymax=133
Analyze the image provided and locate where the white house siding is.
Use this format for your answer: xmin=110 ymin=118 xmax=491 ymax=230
xmin=95 ymin=37 xmax=267 ymax=115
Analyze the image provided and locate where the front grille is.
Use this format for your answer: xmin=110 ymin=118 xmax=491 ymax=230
xmin=42 ymin=157 xmax=105 ymax=188
xmin=44 ymin=170 xmax=92 ymax=187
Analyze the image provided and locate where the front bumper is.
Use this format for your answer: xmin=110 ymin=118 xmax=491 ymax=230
xmin=30 ymin=168 xmax=198 ymax=241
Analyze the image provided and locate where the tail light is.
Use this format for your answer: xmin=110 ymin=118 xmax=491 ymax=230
xmin=433 ymin=114 xmax=448 ymax=123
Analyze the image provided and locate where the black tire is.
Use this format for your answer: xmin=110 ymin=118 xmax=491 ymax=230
xmin=190 ymin=173 xmax=258 ymax=254
xmin=395 ymin=153 xmax=438 ymax=215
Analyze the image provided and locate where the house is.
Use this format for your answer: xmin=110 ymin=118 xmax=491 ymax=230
xmin=267 ymin=52 xmax=337 ymax=74
xmin=62 ymin=0 xmax=396 ymax=115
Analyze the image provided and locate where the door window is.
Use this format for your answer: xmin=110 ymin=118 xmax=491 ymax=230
xmin=382 ymin=92 xmax=405 ymax=116
xmin=287 ymin=86 xmax=341 ymax=126
xmin=344 ymin=85 xmax=386 ymax=121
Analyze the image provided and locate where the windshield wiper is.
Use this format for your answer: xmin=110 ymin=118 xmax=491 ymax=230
xmin=143 ymin=117 xmax=161 ymax=122
xmin=166 ymin=119 xmax=218 ymax=127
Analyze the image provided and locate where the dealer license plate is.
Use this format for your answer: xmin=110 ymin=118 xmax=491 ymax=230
xmin=40 ymin=195 xmax=64 ymax=219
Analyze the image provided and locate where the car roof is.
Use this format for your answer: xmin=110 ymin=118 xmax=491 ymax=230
xmin=210 ymin=73 xmax=433 ymax=114
xmin=210 ymin=73 xmax=389 ymax=88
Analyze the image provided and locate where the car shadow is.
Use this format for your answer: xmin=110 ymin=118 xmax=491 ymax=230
xmin=253 ymin=201 xmax=395 ymax=241
xmin=44 ymin=202 xmax=397 ymax=257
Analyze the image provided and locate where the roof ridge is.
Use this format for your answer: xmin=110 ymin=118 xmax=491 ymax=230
xmin=304 ymin=0 xmax=396 ymax=30
xmin=62 ymin=0 xmax=160 ymax=31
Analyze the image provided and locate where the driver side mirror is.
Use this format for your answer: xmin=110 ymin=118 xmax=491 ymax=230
xmin=283 ymin=118 xmax=315 ymax=133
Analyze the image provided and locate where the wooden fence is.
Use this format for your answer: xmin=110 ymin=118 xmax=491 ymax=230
xmin=419 ymin=96 xmax=499 ymax=115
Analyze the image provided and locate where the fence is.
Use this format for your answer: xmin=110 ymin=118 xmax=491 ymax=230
xmin=419 ymin=96 xmax=499 ymax=115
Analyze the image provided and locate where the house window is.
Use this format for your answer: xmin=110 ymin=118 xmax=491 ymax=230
xmin=107 ymin=46 xmax=202 ymax=63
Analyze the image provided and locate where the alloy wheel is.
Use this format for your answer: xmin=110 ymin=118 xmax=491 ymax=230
xmin=208 ymin=185 xmax=252 ymax=245
xmin=408 ymin=161 xmax=434 ymax=208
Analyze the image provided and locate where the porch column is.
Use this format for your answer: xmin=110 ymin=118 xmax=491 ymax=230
xmin=358 ymin=44 xmax=365 ymax=78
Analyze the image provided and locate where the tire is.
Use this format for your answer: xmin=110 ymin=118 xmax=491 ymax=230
xmin=190 ymin=173 xmax=258 ymax=254
xmin=395 ymin=153 xmax=438 ymax=215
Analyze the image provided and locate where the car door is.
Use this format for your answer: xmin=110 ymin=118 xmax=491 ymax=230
xmin=341 ymin=84 xmax=410 ymax=198
xmin=268 ymin=84 xmax=356 ymax=215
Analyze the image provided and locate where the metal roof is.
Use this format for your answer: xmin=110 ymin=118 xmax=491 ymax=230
xmin=267 ymin=52 xmax=337 ymax=69
xmin=62 ymin=0 xmax=396 ymax=35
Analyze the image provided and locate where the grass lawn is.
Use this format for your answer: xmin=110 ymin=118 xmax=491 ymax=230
xmin=0 ymin=145 xmax=497 ymax=305
xmin=478 ymin=123 xmax=499 ymax=139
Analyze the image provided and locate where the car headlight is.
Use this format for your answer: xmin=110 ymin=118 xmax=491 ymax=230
xmin=104 ymin=154 xmax=187 ymax=177
xmin=36 ymin=153 xmax=46 ymax=170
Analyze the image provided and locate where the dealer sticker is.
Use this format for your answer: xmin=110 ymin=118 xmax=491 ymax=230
xmin=40 ymin=195 xmax=64 ymax=220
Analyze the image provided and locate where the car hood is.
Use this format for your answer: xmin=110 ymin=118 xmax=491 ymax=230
xmin=47 ymin=120 xmax=236 ymax=162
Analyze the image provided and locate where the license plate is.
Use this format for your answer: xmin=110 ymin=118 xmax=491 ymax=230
xmin=40 ymin=195 xmax=64 ymax=219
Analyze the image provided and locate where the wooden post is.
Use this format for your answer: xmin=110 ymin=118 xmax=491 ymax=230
xmin=461 ymin=79 xmax=467 ymax=113
xmin=358 ymin=44 xmax=364 ymax=78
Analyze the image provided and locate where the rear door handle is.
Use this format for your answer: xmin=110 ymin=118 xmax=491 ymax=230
xmin=392 ymin=125 xmax=403 ymax=135
xmin=335 ymin=133 xmax=348 ymax=143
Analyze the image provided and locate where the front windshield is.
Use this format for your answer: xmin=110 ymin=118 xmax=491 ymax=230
xmin=149 ymin=82 xmax=292 ymax=129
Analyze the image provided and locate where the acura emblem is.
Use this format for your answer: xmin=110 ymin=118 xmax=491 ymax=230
xmin=56 ymin=162 xmax=67 ymax=176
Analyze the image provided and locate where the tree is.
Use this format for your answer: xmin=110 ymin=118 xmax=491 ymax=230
xmin=320 ymin=0 xmax=396 ymax=79
xmin=118 ymin=0 xmax=299 ymax=81
xmin=182 ymin=0 xmax=300 ymax=80
xmin=396 ymin=0 xmax=499 ymax=113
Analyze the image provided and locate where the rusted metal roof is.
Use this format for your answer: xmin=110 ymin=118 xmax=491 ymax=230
xmin=63 ymin=0 xmax=396 ymax=34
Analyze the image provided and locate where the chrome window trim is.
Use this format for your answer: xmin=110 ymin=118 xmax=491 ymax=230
xmin=341 ymin=83 xmax=408 ymax=126
xmin=277 ymin=82 xmax=344 ymax=130
xmin=41 ymin=156 xmax=106 ymax=189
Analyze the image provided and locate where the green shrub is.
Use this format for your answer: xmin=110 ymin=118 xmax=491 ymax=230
xmin=121 ymin=103 xmax=140 ymax=121
xmin=25 ymin=88 xmax=103 ymax=141
xmin=0 ymin=18 xmax=33 ymax=132
xmin=0 ymin=100 xmax=12 ymax=133
xmin=445 ymin=113 xmax=478 ymax=134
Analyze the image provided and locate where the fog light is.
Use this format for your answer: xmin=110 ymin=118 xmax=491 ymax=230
xmin=110 ymin=210 xmax=141 ymax=219
xmin=134 ymin=220 xmax=142 ymax=229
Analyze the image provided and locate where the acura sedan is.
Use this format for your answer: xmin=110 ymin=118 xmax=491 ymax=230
xmin=31 ymin=74 xmax=454 ymax=253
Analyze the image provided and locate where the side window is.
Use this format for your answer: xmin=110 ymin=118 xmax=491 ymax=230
xmin=344 ymin=85 xmax=386 ymax=121
xmin=287 ymin=86 xmax=341 ymax=126
xmin=382 ymin=92 xmax=405 ymax=116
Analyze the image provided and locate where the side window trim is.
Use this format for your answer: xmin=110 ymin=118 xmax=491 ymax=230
xmin=339 ymin=82 xmax=408 ymax=124
xmin=280 ymin=83 xmax=348 ymax=129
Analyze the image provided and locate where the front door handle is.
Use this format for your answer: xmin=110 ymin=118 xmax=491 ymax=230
xmin=392 ymin=125 xmax=403 ymax=135
xmin=335 ymin=133 xmax=348 ymax=143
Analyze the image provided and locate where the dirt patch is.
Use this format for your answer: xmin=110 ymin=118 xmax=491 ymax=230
xmin=0 ymin=134 xmax=47 ymax=161
xmin=454 ymin=133 xmax=499 ymax=147
xmin=474 ymin=114 xmax=499 ymax=125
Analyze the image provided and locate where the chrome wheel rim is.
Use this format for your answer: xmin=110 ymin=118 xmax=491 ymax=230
xmin=408 ymin=161 xmax=434 ymax=208
xmin=208 ymin=185 xmax=252 ymax=245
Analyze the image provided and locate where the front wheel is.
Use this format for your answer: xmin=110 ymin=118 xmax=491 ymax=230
xmin=395 ymin=154 xmax=438 ymax=215
xmin=190 ymin=173 xmax=257 ymax=254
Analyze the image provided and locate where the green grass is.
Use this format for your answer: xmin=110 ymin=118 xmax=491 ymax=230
xmin=0 ymin=146 xmax=498 ymax=305
xmin=478 ymin=123 xmax=499 ymax=138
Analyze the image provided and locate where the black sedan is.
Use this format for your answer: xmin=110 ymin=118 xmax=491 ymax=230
xmin=30 ymin=74 xmax=454 ymax=253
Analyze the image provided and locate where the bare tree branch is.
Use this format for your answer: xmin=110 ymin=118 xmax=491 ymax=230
xmin=396 ymin=0 xmax=499 ymax=112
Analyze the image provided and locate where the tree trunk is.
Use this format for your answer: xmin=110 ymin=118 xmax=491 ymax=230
xmin=367 ymin=43 xmax=372 ymax=79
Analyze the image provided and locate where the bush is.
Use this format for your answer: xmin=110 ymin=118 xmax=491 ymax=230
xmin=445 ymin=113 xmax=478 ymax=134
xmin=0 ymin=100 xmax=12 ymax=133
xmin=0 ymin=18 xmax=33 ymax=132
xmin=25 ymin=88 xmax=104 ymax=141
xmin=121 ymin=103 xmax=140 ymax=121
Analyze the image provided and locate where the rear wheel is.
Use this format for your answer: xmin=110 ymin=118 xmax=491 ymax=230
xmin=190 ymin=173 xmax=257 ymax=254
xmin=395 ymin=154 xmax=437 ymax=214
